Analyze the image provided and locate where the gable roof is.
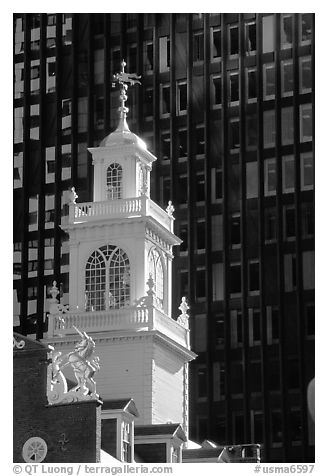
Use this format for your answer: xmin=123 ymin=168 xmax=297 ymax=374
xmin=135 ymin=423 xmax=187 ymax=442
xmin=102 ymin=398 xmax=139 ymax=417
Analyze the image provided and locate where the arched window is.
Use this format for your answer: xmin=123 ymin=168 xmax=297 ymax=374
xmin=85 ymin=245 xmax=130 ymax=311
xmin=107 ymin=163 xmax=122 ymax=200
xmin=149 ymin=248 xmax=164 ymax=307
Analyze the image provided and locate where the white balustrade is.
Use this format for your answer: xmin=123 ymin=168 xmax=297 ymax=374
xmin=70 ymin=196 xmax=173 ymax=231
xmin=48 ymin=304 xmax=189 ymax=348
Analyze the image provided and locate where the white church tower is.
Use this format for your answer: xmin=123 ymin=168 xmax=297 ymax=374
xmin=44 ymin=61 xmax=196 ymax=433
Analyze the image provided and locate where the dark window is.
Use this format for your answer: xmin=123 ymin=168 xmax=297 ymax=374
xmin=229 ymin=120 xmax=240 ymax=149
xmin=231 ymin=215 xmax=240 ymax=246
xmin=29 ymin=211 xmax=38 ymax=225
xmin=265 ymin=208 xmax=277 ymax=242
xmin=197 ymin=367 xmax=207 ymax=399
xmin=272 ymin=308 xmax=279 ymax=340
xmin=231 ymin=362 xmax=243 ymax=395
xmin=13 ymin=263 xmax=22 ymax=275
xmin=196 ymin=174 xmax=205 ymax=202
xmin=253 ymin=413 xmax=263 ymax=443
xmin=246 ymin=22 xmax=256 ymax=53
xmin=196 ymin=127 xmax=205 ymax=155
xmin=284 ymin=254 xmax=297 ymax=291
xmin=301 ymin=14 xmax=312 ymax=43
xmin=233 ymin=414 xmax=245 ymax=444
xmin=179 ymin=223 xmax=188 ymax=252
xmin=31 ymin=65 xmax=40 ymax=80
xmin=212 ymin=28 xmax=221 ymax=59
xmin=268 ymin=360 xmax=280 ymax=391
xmin=161 ymin=177 xmax=171 ymax=204
xmin=178 ymin=175 xmax=188 ymax=204
xmin=126 ymin=13 xmax=137 ymax=30
xmin=196 ymin=221 xmax=205 ymax=250
xmin=144 ymin=88 xmax=153 ymax=117
xmin=127 ymin=45 xmax=137 ymax=73
xmin=215 ymin=170 xmax=222 ymax=200
xmin=215 ymin=315 xmax=225 ymax=346
xmin=302 ymin=203 xmax=314 ymax=238
xmin=197 ymin=418 xmax=208 ymax=442
xmin=47 ymin=14 xmax=56 ymax=26
xmin=281 ymin=14 xmax=293 ymax=47
xmin=14 ymin=242 xmax=22 ymax=252
xmin=230 ymin=264 xmax=241 ymax=294
xmin=265 ymin=159 xmax=276 ymax=195
xmin=271 ymin=411 xmax=283 ymax=443
xmin=230 ymin=74 xmax=239 ymax=102
xmin=217 ymin=418 xmax=226 ymax=442
xmin=112 ymin=49 xmax=121 ymax=73
xmin=236 ymin=311 xmax=243 ymax=345
xmin=252 ymin=309 xmax=261 ymax=342
xmin=177 ymin=129 xmax=187 ymax=158
xmin=247 ymin=69 xmax=257 ymax=100
xmin=229 ymin=26 xmax=239 ymax=55
xmin=212 ymin=76 xmax=222 ymax=105
xmin=289 ymin=410 xmax=302 ymax=442
xmin=306 ymin=303 xmax=315 ymax=336
xmin=287 ymin=359 xmax=300 ymax=389
xmin=284 ymin=207 xmax=296 ymax=240
xmin=196 ymin=268 xmax=206 ymax=298
xmin=250 ymin=361 xmax=262 ymax=392
xmin=193 ymin=32 xmax=204 ymax=62
xmin=177 ymin=83 xmax=187 ymax=114
xmin=161 ymin=86 xmax=170 ymax=115
xmin=249 ymin=261 xmax=260 ymax=293
xmin=179 ymin=270 xmax=188 ymax=296
xmin=145 ymin=42 xmax=154 ymax=71
xmin=160 ymin=132 xmax=170 ymax=161
xmin=95 ymin=98 xmax=104 ymax=130
xmin=246 ymin=116 xmax=258 ymax=149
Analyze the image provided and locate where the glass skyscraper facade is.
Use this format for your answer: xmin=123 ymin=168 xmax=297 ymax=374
xmin=13 ymin=13 xmax=314 ymax=462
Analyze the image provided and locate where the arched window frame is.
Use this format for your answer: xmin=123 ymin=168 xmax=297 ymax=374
xmin=85 ymin=245 xmax=130 ymax=311
xmin=107 ymin=163 xmax=123 ymax=200
xmin=148 ymin=247 xmax=165 ymax=308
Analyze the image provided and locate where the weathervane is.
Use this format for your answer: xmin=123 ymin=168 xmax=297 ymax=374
xmin=112 ymin=60 xmax=141 ymax=128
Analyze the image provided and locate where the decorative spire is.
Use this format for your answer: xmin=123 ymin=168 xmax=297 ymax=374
xmin=112 ymin=59 xmax=141 ymax=132
xmin=177 ymin=297 xmax=190 ymax=329
xmin=166 ymin=200 xmax=175 ymax=217
xmin=49 ymin=281 xmax=59 ymax=302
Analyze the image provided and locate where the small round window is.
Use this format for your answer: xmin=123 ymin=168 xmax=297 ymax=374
xmin=22 ymin=437 xmax=48 ymax=463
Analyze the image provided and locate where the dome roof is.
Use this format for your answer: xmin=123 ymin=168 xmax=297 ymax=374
xmin=100 ymin=115 xmax=147 ymax=150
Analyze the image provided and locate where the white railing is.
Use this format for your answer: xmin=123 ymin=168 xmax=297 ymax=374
xmin=48 ymin=304 xmax=189 ymax=348
xmin=153 ymin=308 xmax=189 ymax=347
xmin=69 ymin=196 xmax=173 ymax=232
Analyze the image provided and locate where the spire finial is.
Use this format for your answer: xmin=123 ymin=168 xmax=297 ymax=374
xmin=112 ymin=59 xmax=141 ymax=131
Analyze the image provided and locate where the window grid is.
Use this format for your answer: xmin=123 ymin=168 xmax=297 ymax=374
xmin=107 ymin=163 xmax=123 ymax=200
xmin=149 ymin=248 xmax=164 ymax=308
xmin=85 ymin=246 xmax=130 ymax=311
